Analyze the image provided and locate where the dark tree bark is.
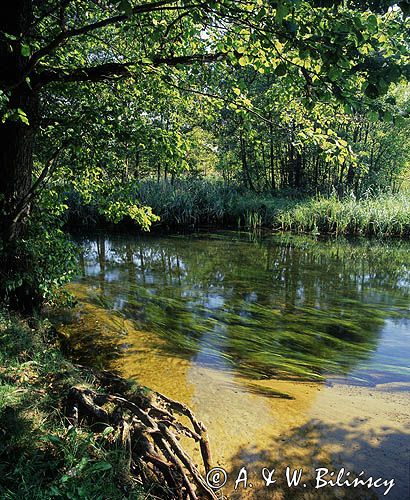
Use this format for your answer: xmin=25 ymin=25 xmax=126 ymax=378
xmin=293 ymin=152 xmax=302 ymax=188
xmin=0 ymin=1 xmax=41 ymax=309
xmin=345 ymin=124 xmax=361 ymax=190
xmin=0 ymin=0 xmax=37 ymax=243
xmin=269 ymin=117 xmax=276 ymax=191
xmin=0 ymin=89 xmax=38 ymax=241
xmin=239 ymin=127 xmax=255 ymax=191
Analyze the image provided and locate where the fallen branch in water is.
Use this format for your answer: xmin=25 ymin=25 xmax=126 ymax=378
xmin=65 ymin=371 xmax=217 ymax=500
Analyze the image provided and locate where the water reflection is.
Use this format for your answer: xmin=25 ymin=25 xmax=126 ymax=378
xmin=60 ymin=231 xmax=410 ymax=498
xmin=73 ymin=231 xmax=410 ymax=384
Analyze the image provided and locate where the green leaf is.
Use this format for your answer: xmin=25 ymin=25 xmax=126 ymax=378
xmin=4 ymin=32 xmax=17 ymax=41
xmin=91 ymin=461 xmax=113 ymax=472
xmin=382 ymin=110 xmax=393 ymax=123
xmin=276 ymin=3 xmax=289 ymax=24
xmin=275 ymin=63 xmax=287 ymax=77
xmin=101 ymin=426 xmax=115 ymax=437
xmin=41 ymin=434 xmax=63 ymax=445
xmin=367 ymin=14 xmax=378 ymax=33
xmin=238 ymin=56 xmax=248 ymax=66
xmin=21 ymin=44 xmax=30 ymax=57
xmin=17 ymin=108 xmax=29 ymax=125
xmin=343 ymin=103 xmax=353 ymax=115
xmin=328 ymin=67 xmax=341 ymax=82
xmin=367 ymin=110 xmax=378 ymax=122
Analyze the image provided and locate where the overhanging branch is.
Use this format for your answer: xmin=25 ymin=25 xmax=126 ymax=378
xmin=36 ymin=52 xmax=223 ymax=87
xmin=160 ymin=77 xmax=285 ymax=129
xmin=10 ymin=141 xmax=69 ymax=226
xmin=28 ymin=1 xmax=206 ymax=71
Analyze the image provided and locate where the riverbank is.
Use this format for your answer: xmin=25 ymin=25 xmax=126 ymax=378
xmin=0 ymin=310 xmax=139 ymax=499
xmin=67 ymin=180 xmax=410 ymax=237
xmin=0 ymin=309 xmax=216 ymax=500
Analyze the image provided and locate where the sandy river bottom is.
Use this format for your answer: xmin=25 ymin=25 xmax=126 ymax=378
xmin=58 ymin=286 xmax=410 ymax=499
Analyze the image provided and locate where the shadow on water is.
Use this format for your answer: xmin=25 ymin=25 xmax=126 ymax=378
xmin=63 ymin=231 xmax=410 ymax=385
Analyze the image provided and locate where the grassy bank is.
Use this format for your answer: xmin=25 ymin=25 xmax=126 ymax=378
xmin=67 ymin=179 xmax=410 ymax=237
xmin=0 ymin=310 xmax=141 ymax=499
xmin=278 ymin=192 xmax=410 ymax=237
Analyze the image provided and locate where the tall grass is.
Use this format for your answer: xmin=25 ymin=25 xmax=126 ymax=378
xmin=277 ymin=192 xmax=410 ymax=237
xmin=67 ymin=178 xmax=410 ymax=237
xmin=131 ymin=179 xmax=298 ymax=229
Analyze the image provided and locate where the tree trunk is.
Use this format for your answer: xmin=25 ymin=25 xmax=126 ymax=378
xmin=0 ymin=88 xmax=39 ymax=309
xmin=293 ymin=152 xmax=302 ymax=188
xmin=134 ymin=149 xmax=140 ymax=180
xmin=269 ymin=118 xmax=276 ymax=191
xmin=0 ymin=0 xmax=36 ymax=241
xmin=0 ymin=0 xmax=40 ymax=309
xmin=239 ymin=128 xmax=255 ymax=191
xmin=0 ymin=99 xmax=36 ymax=241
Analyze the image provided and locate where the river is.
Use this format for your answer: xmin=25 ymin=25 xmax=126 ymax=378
xmin=59 ymin=231 xmax=410 ymax=499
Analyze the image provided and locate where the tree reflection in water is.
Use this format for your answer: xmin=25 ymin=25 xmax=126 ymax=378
xmin=70 ymin=231 xmax=410 ymax=385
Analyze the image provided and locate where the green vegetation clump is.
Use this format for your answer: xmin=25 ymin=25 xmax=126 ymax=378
xmin=133 ymin=179 xmax=297 ymax=229
xmin=68 ymin=179 xmax=410 ymax=237
xmin=0 ymin=310 xmax=141 ymax=500
xmin=277 ymin=192 xmax=410 ymax=237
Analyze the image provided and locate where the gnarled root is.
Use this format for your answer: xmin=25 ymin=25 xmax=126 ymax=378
xmin=65 ymin=372 xmax=218 ymax=500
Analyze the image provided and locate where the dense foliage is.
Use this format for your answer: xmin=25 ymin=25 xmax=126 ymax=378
xmin=0 ymin=1 xmax=409 ymax=305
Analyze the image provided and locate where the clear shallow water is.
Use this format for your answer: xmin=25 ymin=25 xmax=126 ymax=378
xmin=62 ymin=231 xmax=410 ymax=498
xmin=72 ymin=231 xmax=410 ymax=385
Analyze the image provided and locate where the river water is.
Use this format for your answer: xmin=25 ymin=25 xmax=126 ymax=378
xmin=60 ymin=231 xmax=410 ymax=499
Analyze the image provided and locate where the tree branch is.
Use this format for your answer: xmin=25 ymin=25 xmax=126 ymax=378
xmin=161 ymin=77 xmax=285 ymax=129
xmin=36 ymin=53 xmax=223 ymax=87
xmin=28 ymin=1 xmax=206 ymax=71
xmin=10 ymin=141 xmax=69 ymax=225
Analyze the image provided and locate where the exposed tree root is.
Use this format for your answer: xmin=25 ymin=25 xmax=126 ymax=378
xmin=65 ymin=371 xmax=218 ymax=500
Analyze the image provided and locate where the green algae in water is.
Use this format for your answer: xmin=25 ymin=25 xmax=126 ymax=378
xmin=71 ymin=231 xmax=410 ymax=385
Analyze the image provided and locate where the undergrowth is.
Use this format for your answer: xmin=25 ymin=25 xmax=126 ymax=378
xmin=67 ymin=179 xmax=410 ymax=237
xmin=0 ymin=310 xmax=142 ymax=500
